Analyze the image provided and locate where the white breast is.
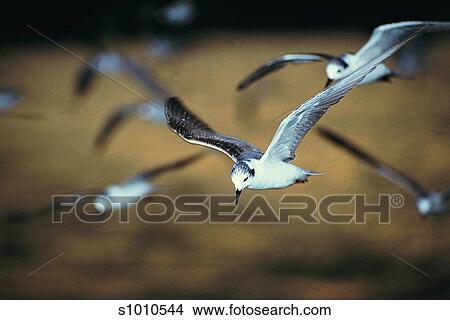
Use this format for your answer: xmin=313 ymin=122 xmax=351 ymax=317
xmin=338 ymin=55 xmax=391 ymax=84
xmin=248 ymin=160 xmax=302 ymax=190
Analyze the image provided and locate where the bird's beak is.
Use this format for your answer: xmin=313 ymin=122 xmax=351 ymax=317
xmin=235 ymin=189 xmax=242 ymax=205
xmin=324 ymin=78 xmax=332 ymax=88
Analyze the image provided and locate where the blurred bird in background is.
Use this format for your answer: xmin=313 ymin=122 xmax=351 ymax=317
xmin=318 ymin=127 xmax=449 ymax=216
xmin=93 ymin=152 xmax=205 ymax=211
xmin=74 ymin=51 xmax=172 ymax=149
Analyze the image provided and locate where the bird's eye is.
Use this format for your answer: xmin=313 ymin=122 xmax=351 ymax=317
xmin=243 ymin=177 xmax=248 ymax=182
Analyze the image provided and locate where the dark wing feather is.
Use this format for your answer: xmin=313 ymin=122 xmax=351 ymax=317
xmin=132 ymin=152 xmax=207 ymax=181
xmin=237 ymin=53 xmax=334 ymax=90
xmin=75 ymin=66 xmax=96 ymax=95
xmin=94 ymin=104 xmax=138 ymax=149
xmin=165 ymin=97 xmax=263 ymax=162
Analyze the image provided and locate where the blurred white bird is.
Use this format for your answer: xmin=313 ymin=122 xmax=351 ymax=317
xmin=75 ymin=51 xmax=172 ymax=149
xmin=237 ymin=21 xmax=450 ymax=90
xmin=93 ymin=152 xmax=205 ymax=211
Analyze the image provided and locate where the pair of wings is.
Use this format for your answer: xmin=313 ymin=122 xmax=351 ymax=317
xmin=165 ymin=30 xmax=419 ymax=164
xmin=238 ymin=21 xmax=450 ymax=90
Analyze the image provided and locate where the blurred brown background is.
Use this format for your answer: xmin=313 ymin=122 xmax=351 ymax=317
xmin=0 ymin=28 xmax=449 ymax=298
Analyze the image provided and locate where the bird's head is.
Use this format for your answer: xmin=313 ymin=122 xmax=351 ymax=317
xmin=325 ymin=57 xmax=349 ymax=84
xmin=230 ymin=162 xmax=255 ymax=205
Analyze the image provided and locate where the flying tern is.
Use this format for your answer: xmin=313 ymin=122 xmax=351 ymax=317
xmin=237 ymin=21 xmax=450 ymax=90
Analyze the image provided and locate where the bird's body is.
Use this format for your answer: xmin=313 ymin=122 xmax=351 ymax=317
xmin=334 ymin=54 xmax=393 ymax=84
xmin=238 ymin=21 xmax=450 ymax=90
xmin=238 ymin=159 xmax=308 ymax=190
xmin=93 ymin=152 xmax=205 ymax=211
xmin=95 ymin=178 xmax=156 ymax=212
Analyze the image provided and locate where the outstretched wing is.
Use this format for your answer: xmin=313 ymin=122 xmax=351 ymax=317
xmin=165 ymin=97 xmax=263 ymax=162
xmin=94 ymin=103 xmax=139 ymax=148
xmin=356 ymin=21 xmax=450 ymax=66
xmin=318 ymin=127 xmax=428 ymax=197
xmin=237 ymin=53 xmax=334 ymax=90
xmin=261 ymin=31 xmax=421 ymax=163
xmin=131 ymin=152 xmax=207 ymax=182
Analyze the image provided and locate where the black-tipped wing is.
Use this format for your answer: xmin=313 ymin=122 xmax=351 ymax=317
xmin=318 ymin=127 xmax=428 ymax=197
xmin=356 ymin=21 xmax=450 ymax=66
xmin=94 ymin=104 xmax=139 ymax=149
xmin=237 ymin=53 xmax=334 ymax=90
xmin=131 ymin=152 xmax=207 ymax=182
xmin=165 ymin=97 xmax=263 ymax=162
xmin=261 ymin=31 xmax=422 ymax=163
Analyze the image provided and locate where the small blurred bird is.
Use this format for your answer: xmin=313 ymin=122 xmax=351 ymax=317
xmin=93 ymin=152 xmax=205 ymax=211
xmin=0 ymin=88 xmax=21 ymax=112
xmin=2 ymin=152 xmax=206 ymax=222
xmin=146 ymin=35 xmax=194 ymax=59
xmin=318 ymin=127 xmax=449 ymax=216
xmin=74 ymin=51 xmax=172 ymax=149
xmin=237 ymin=21 xmax=450 ymax=90
xmin=155 ymin=0 xmax=197 ymax=27
xmin=0 ymin=88 xmax=44 ymax=119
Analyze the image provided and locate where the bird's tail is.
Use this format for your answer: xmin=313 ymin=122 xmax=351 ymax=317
xmin=303 ymin=169 xmax=327 ymax=176
xmin=390 ymin=69 xmax=414 ymax=80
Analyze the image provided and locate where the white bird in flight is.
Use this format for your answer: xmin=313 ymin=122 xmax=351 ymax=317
xmin=318 ymin=127 xmax=449 ymax=216
xmin=165 ymin=34 xmax=419 ymax=204
xmin=237 ymin=21 xmax=450 ymax=90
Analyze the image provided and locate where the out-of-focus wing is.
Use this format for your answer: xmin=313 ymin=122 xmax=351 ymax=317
xmin=94 ymin=104 xmax=139 ymax=149
xmin=318 ymin=127 xmax=428 ymax=197
xmin=237 ymin=53 xmax=334 ymax=90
